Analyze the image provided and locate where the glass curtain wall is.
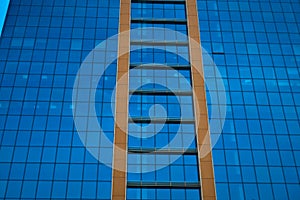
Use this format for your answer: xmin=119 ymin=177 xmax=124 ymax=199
xmin=126 ymin=1 xmax=202 ymax=199
xmin=0 ymin=0 xmax=120 ymax=199
xmin=198 ymin=0 xmax=300 ymax=199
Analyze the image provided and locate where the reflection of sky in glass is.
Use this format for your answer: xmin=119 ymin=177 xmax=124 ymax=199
xmin=0 ymin=0 xmax=10 ymax=36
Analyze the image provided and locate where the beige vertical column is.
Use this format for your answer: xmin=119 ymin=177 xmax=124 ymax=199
xmin=186 ymin=0 xmax=217 ymax=199
xmin=111 ymin=0 xmax=130 ymax=199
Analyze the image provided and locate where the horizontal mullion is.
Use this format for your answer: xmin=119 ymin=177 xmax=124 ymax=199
xmin=129 ymin=117 xmax=194 ymax=124
xmin=130 ymin=40 xmax=189 ymax=46
xmin=129 ymin=90 xmax=192 ymax=96
xmin=131 ymin=18 xmax=187 ymax=24
xmin=131 ymin=0 xmax=186 ymax=4
xmin=128 ymin=148 xmax=197 ymax=154
xmin=130 ymin=64 xmax=191 ymax=70
xmin=127 ymin=182 xmax=201 ymax=188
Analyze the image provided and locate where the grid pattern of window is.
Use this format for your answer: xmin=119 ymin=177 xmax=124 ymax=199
xmin=129 ymin=68 xmax=191 ymax=91
xmin=129 ymin=95 xmax=194 ymax=119
xmin=131 ymin=2 xmax=186 ymax=20
xmin=130 ymin=46 xmax=190 ymax=66
xmin=128 ymin=123 xmax=197 ymax=150
xmin=127 ymin=1 xmax=201 ymax=199
xmin=198 ymin=0 xmax=300 ymax=199
xmin=0 ymin=0 xmax=119 ymax=199
xmin=131 ymin=23 xmax=188 ymax=40
xmin=128 ymin=154 xmax=199 ymax=182
xmin=127 ymin=188 xmax=201 ymax=200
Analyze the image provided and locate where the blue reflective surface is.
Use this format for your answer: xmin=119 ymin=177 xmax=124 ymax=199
xmin=1 ymin=0 xmax=299 ymax=199
xmin=127 ymin=1 xmax=201 ymax=199
xmin=199 ymin=0 xmax=300 ymax=199
xmin=0 ymin=0 xmax=119 ymax=199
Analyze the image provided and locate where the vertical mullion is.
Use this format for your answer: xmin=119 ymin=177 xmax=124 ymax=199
xmin=111 ymin=0 xmax=131 ymax=199
xmin=186 ymin=0 xmax=217 ymax=199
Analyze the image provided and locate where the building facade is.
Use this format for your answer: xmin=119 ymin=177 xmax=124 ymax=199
xmin=0 ymin=0 xmax=299 ymax=199
xmin=199 ymin=1 xmax=300 ymax=199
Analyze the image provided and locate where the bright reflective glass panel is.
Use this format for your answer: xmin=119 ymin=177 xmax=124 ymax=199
xmin=131 ymin=2 xmax=186 ymax=20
